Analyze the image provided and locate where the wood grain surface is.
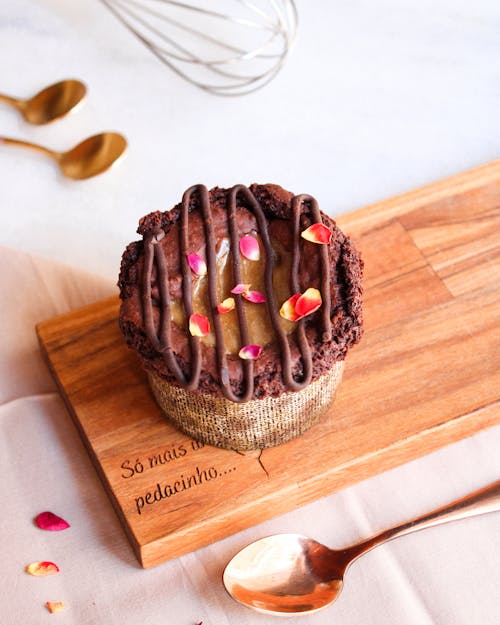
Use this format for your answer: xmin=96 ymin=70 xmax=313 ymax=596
xmin=37 ymin=161 xmax=500 ymax=568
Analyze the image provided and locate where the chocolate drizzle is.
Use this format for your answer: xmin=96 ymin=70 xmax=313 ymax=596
xmin=294 ymin=194 xmax=332 ymax=341
xmin=141 ymin=184 xmax=333 ymax=402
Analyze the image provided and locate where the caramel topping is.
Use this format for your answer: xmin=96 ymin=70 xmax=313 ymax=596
xmin=141 ymin=184 xmax=332 ymax=402
xmin=170 ymin=236 xmax=295 ymax=354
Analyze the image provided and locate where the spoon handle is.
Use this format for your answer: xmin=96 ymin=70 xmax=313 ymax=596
xmin=344 ymin=480 xmax=500 ymax=563
xmin=0 ymin=136 xmax=56 ymax=159
xmin=0 ymin=93 xmax=23 ymax=109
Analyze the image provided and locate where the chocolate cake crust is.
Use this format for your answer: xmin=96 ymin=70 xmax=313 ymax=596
xmin=118 ymin=183 xmax=363 ymax=400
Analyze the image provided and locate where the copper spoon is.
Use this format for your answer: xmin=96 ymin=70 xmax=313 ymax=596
xmin=0 ymin=133 xmax=127 ymax=180
xmin=0 ymin=80 xmax=87 ymax=124
xmin=223 ymin=480 xmax=500 ymax=616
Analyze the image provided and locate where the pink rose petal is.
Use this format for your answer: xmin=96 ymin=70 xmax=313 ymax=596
xmin=187 ymin=253 xmax=207 ymax=276
xmin=243 ymin=290 xmax=266 ymax=304
xmin=239 ymin=235 xmax=260 ymax=261
xmin=301 ymin=223 xmax=333 ymax=244
xmin=217 ymin=297 xmax=235 ymax=314
xmin=189 ymin=313 xmax=210 ymax=337
xmin=295 ymin=287 xmax=322 ymax=317
xmin=280 ymin=289 xmax=322 ymax=321
xmin=26 ymin=562 xmax=59 ymax=577
xmin=46 ymin=601 xmax=64 ymax=614
xmin=279 ymin=293 xmax=301 ymax=322
xmin=238 ymin=344 xmax=263 ymax=360
xmin=231 ymin=283 xmax=251 ymax=295
xmin=35 ymin=511 xmax=70 ymax=532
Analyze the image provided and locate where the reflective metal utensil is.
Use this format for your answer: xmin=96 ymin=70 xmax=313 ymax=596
xmin=99 ymin=0 xmax=298 ymax=96
xmin=0 ymin=132 xmax=127 ymax=179
xmin=224 ymin=480 xmax=500 ymax=615
xmin=0 ymin=80 xmax=87 ymax=124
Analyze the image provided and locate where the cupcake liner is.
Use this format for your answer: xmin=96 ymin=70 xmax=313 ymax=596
xmin=148 ymin=361 xmax=344 ymax=450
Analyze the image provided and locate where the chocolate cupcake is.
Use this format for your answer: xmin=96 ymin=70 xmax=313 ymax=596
xmin=118 ymin=184 xmax=363 ymax=450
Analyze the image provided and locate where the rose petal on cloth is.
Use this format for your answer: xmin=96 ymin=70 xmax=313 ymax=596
xmin=243 ymin=290 xmax=266 ymax=303
xmin=189 ymin=314 xmax=210 ymax=337
xmin=279 ymin=293 xmax=301 ymax=321
xmin=26 ymin=562 xmax=59 ymax=576
xmin=295 ymin=287 xmax=322 ymax=317
xmin=301 ymin=223 xmax=333 ymax=244
xmin=217 ymin=297 xmax=235 ymax=313
xmin=239 ymin=235 xmax=260 ymax=260
xmin=186 ymin=253 xmax=207 ymax=276
xmin=231 ymin=283 xmax=251 ymax=295
xmin=35 ymin=511 xmax=70 ymax=532
xmin=238 ymin=344 xmax=263 ymax=360
xmin=45 ymin=601 xmax=64 ymax=614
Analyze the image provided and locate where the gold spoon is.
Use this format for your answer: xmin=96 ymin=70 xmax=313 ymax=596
xmin=223 ymin=480 xmax=500 ymax=616
xmin=0 ymin=80 xmax=87 ymax=124
xmin=0 ymin=133 xmax=128 ymax=180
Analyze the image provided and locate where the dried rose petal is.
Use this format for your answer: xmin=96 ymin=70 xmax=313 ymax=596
xmin=26 ymin=562 xmax=59 ymax=576
xmin=301 ymin=223 xmax=333 ymax=244
xmin=231 ymin=283 xmax=251 ymax=295
xmin=239 ymin=235 xmax=260 ymax=261
xmin=35 ymin=511 xmax=70 ymax=532
xmin=295 ymin=287 xmax=322 ymax=317
xmin=189 ymin=314 xmax=210 ymax=337
xmin=279 ymin=293 xmax=301 ymax=322
xmin=243 ymin=290 xmax=266 ymax=304
xmin=187 ymin=253 xmax=207 ymax=276
xmin=46 ymin=601 xmax=64 ymax=614
xmin=239 ymin=344 xmax=263 ymax=360
xmin=217 ymin=297 xmax=235 ymax=314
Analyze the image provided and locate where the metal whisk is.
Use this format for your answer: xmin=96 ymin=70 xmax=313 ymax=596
xmin=100 ymin=0 xmax=298 ymax=96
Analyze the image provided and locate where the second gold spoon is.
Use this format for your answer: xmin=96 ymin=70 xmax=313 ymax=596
xmin=0 ymin=80 xmax=87 ymax=124
xmin=0 ymin=133 xmax=128 ymax=180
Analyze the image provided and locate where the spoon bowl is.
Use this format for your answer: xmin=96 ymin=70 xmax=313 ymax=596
xmin=0 ymin=79 xmax=87 ymax=124
xmin=223 ymin=534 xmax=344 ymax=615
xmin=58 ymin=132 xmax=128 ymax=179
xmin=223 ymin=480 xmax=500 ymax=616
xmin=0 ymin=132 xmax=128 ymax=180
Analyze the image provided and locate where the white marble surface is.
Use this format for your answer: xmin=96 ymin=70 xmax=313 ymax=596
xmin=0 ymin=0 xmax=499 ymax=278
xmin=0 ymin=3 xmax=499 ymax=625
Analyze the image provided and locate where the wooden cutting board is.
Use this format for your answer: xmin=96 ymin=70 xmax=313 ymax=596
xmin=37 ymin=161 xmax=500 ymax=568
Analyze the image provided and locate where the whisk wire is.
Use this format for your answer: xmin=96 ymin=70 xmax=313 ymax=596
xmin=110 ymin=0 xmax=278 ymax=86
xmin=103 ymin=0 xmax=270 ymax=90
xmin=148 ymin=0 xmax=280 ymax=31
xmin=99 ymin=0 xmax=297 ymax=95
xmin=117 ymin=0 xmax=283 ymax=63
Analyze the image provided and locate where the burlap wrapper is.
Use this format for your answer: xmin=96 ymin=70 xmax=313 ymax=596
xmin=148 ymin=361 xmax=344 ymax=450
